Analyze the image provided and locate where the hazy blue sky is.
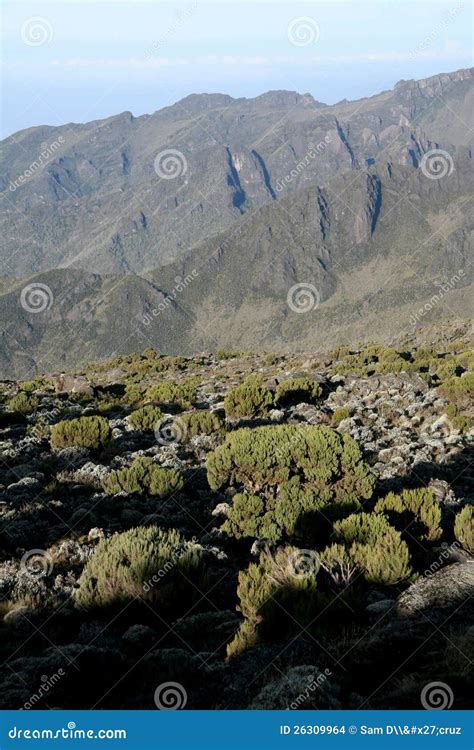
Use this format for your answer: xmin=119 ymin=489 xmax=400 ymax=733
xmin=1 ymin=0 xmax=472 ymax=136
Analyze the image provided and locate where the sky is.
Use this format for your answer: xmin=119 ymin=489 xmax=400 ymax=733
xmin=1 ymin=0 xmax=472 ymax=137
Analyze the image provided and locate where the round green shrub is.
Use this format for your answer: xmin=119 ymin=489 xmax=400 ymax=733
xmin=208 ymin=425 xmax=375 ymax=541
xmin=145 ymin=380 xmax=197 ymax=410
xmin=223 ymin=375 xmax=273 ymax=419
xmin=75 ymin=526 xmax=205 ymax=610
xmin=128 ymin=404 xmax=163 ymax=431
xmin=333 ymin=512 xmax=412 ymax=585
xmin=50 ymin=415 xmax=111 ymax=449
xmin=7 ymin=392 xmax=39 ymax=415
xmin=102 ymin=457 xmax=183 ymax=498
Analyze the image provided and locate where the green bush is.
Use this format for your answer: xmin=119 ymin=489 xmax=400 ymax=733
xmin=19 ymin=378 xmax=45 ymax=393
xmin=454 ymin=506 xmax=474 ymax=553
xmin=50 ymin=415 xmax=111 ymax=449
xmin=7 ymin=392 xmax=39 ymax=415
xmin=177 ymin=410 xmax=224 ymax=441
xmin=274 ymin=378 xmax=323 ymax=406
xmin=223 ymin=375 xmax=273 ymax=419
xmin=128 ymin=404 xmax=163 ymax=431
xmin=331 ymin=406 xmax=350 ymax=425
xmin=208 ymin=425 xmax=375 ymax=541
xmin=75 ymin=526 xmax=205 ymax=610
xmin=102 ymin=457 xmax=183 ymax=498
xmin=145 ymin=380 xmax=197 ymax=410
xmin=333 ymin=512 xmax=412 ymax=585
xmin=227 ymin=547 xmax=320 ymax=658
xmin=374 ymin=489 xmax=442 ymax=542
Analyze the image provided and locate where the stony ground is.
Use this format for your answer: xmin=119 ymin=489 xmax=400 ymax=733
xmin=0 ymin=328 xmax=472 ymax=710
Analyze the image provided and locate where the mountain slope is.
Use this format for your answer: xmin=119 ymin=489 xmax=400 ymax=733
xmin=1 ymin=148 xmax=472 ymax=378
xmin=1 ymin=68 xmax=472 ymax=278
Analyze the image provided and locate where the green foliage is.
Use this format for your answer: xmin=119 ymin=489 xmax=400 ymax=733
xmin=438 ymin=372 xmax=474 ymax=403
xmin=19 ymin=378 xmax=45 ymax=393
xmin=438 ymin=373 xmax=473 ymax=433
xmin=331 ymin=406 xmax=350 ymax=425
xmin=145 ymin=380 xmax=198 ymax=410
xmin=275 ymin=378 xmax=323 ymax=406
xmin=177 ymin=410 xmax=224 ymax=441
xmin=454 ymin=505 xmax=474 ymax=553
xmin=7 ymin=392 xmax=39 ymax=414
xmin=374 ymin=489 xmax=442 ymax=542
xmin=50 ymin=415 xmax=111 ymax=449
xmin=333 ymin=512 xmax=412 ymax=585
xmin=227 ymin=547 xmax=320 ymax=658
xmin=128 ymin=404 xmax=163 ymax=431
xmin=102 ymin=457 xmax=183 ymax=497
xmin=223 ymin=375 xmax=273 ymax=419
xmin=209 ymin=425 xmax=375 ymax=541
xmin=75 ymin=526 xmax=205 ymax=610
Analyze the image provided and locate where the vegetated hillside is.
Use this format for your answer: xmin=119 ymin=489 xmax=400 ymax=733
xmin=0 ymin=325 xmax=472 ymax=709
xmin=1 ymin=68 xmax=472 ymax=277
xmin=1 ymin=152 xmax=472 ymax=379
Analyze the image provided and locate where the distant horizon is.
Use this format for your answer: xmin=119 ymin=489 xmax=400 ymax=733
xmin=3 ymin=63 xmax=472 ymax=138
xmin=2 ymin=0 xmax=472 ymax=137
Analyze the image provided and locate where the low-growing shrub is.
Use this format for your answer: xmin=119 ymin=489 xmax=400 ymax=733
xmin=274 ymin=378 xmax=323 ymax=407
xmin=145 ymin=380 xmax=198 ymax=410
xmin=331 ymin=406 xmax=350 ymax=425
xmin=128 ymin=404 xmax=163 ymax=431
xmin=19 ymin=378 xmax=45 ymax=393
xmin=209 ymin=425 xmax=375 ymax=541
xmin=454 ymin=506 xmax=474 ymax=553
xmin=102 ymin=457 xmax=183 ymax=498
xmin=223 ymin=375 xmax=273 ymax=419
xmin=374 ymin=489 xmax=442 ymax=542
xmin=333 ymin=512 xmax=412 ymax=585
xmin=75 ymin=526 xmax=205 ymax=609
xmin=227 ymin=547 xmax=320 ymax=659
xmin=7 ymin=392 xmax=39 ymax=415
xmin=50 ymin=415 xmax=111 ymax=449
xmin=177 ymin=410 xmax=224 ymax=441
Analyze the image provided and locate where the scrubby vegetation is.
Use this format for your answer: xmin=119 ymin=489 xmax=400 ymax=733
xmin=0 ymin=328 xmax=472 ymax=710
xmin=145 ymin=380 xmax=198 ymax=410
xmin=223 ymin=375 xmax=273 ymax=419
xmin=75 ymin=526 xmax=205 ymax=609
xmin=50 ymin=415 xmax=111 ymax=450
xmin=454 ymin=505 xmax=474 ymax=552
xmin=102 ymin=457 xmax=183 ymax=497
xmin=209 ymin=425 xmax=375 ymax=541
xmin=128 ymin=404 xmax=163 ymax=431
